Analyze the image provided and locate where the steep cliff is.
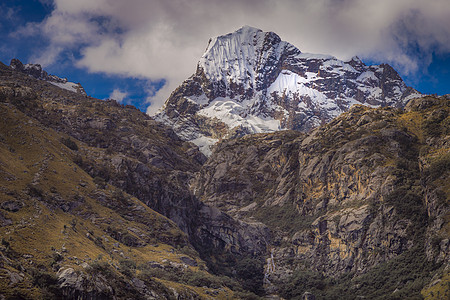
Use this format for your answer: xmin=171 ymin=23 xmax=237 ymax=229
xmin=193 ymin=95 xmax=449 ymax=298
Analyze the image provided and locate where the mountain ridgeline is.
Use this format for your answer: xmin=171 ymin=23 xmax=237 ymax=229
xmin=157 ymin=26 xmax=420 ymax=155
xmin=0 ymin=61 xmax=268 ymax=299
xmin=0 ymin=26 xmax=449 ymax=299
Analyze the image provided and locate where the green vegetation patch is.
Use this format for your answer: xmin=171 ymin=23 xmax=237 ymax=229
xmin=279 ymin=245 xmax=440 ymax=300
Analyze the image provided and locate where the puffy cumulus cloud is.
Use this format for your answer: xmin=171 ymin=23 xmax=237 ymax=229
xmin=108 ymin=89 xmax=128 ymax=103
xmin=19 ymin=0 xmax=450 ymax=114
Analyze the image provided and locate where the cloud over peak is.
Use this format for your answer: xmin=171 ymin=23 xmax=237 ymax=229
xmin=108 ymin=88 xmax=128 ymax=103
xmin=15 ymin=0 xmax=450 ymax=114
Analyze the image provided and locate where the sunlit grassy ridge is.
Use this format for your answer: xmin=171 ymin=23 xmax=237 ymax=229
xmin=0 ymin=76 xmax=244 ymax=298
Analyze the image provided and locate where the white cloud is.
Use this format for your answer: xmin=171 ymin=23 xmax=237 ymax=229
xmin=145 ymin=79 xmax=179 ymax=115
xmin=109 ymin=89 xmax=128 ymax=103
xmin=16 ymin=0 xmax=450 ymax=113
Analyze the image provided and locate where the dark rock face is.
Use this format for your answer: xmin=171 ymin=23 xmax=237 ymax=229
xmin=10 ymin=59 xmax=65 ymax=83
xmin=303 ymin=292 xmax=316 ymax=300
xmin=0 ymin=211 xmax=12 ymax=226
xmin=192 ymin=97 xmax=449 ymax=295
xmin=193 ymin=108 xmax=416 ymax=274
xmin=0 ymin=200 xmax=22 ymax=212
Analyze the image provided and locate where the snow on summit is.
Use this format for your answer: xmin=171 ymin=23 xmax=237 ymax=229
xmin=200 ymin=26 xmax=288 ymax=85
xmin=157 ymin=26 xmax=421 ymax=155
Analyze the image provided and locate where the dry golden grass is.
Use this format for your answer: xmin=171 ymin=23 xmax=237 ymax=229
xmin=0 ymin=103 xmax=221 ymax=298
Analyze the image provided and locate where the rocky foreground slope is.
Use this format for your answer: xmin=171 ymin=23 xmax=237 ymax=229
xmin=0 ymin=61 xmax=268 ymax=299
xmin=157 ymin=26 xmax=420 ymax=155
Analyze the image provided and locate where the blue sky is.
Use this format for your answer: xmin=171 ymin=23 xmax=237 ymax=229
xmin=0 ymin=0 xmax=164 ymax=112
xmin=1 ymin=0 xmax=450 ymax=114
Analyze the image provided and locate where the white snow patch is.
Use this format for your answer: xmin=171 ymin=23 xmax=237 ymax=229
xmin=371 ymin=87 xmax=383 ymax=98
xmin=268 ymin=70 xmax=329 ymax=104
xmin=197 ymin=98 xmax=280 ymax=134
xmin=322 ymin=59 xmax=358 ymax=74
xmin=356 ymin=71 xmax=378 ymax=83
xmin=401 ymin=91 xmax=422 ymax=104
xmin=186 ymin=94 xmax=210 ymax=106
xmin=49 ymin=81 xmax=80 ymax=93
xmin=190 ymin=136 xmax=218 ymax=157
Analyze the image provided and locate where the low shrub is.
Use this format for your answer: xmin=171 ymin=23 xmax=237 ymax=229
xmin=60 ymin=137 xmax=78 ymax=151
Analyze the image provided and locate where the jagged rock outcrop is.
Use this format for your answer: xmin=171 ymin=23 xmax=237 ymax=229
xmin=57 ymin=267 xmax=113 ymax=299
xmin=10 ymin=58 xmax=87 ymax=95
xmin=157 ymin=26 xmax=420 ymax=155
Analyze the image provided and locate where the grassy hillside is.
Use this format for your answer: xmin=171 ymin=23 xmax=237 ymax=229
xmin=0 ymin=63 xmax=263 ymax=299
xmin=0 ymin=101 xmax=247 ymax=299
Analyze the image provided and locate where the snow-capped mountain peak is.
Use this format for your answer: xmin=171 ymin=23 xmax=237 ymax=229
xmin=157 ymin=26 xmax=420 ymax=155
xmin=198 ymin=26 xmax=300 ymax=99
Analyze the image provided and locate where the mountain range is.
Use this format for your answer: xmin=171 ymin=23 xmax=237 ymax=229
xmin=0 ymin=26 xmax=448 ymax=299
xmin=157 ymin=26 xmax=420 ymax=155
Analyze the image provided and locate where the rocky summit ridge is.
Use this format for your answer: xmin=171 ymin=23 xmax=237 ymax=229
xmin=157 ymin=26 xmax=420 ymax=155
xmin=10 ymin=58 xmax=86 ymax=96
